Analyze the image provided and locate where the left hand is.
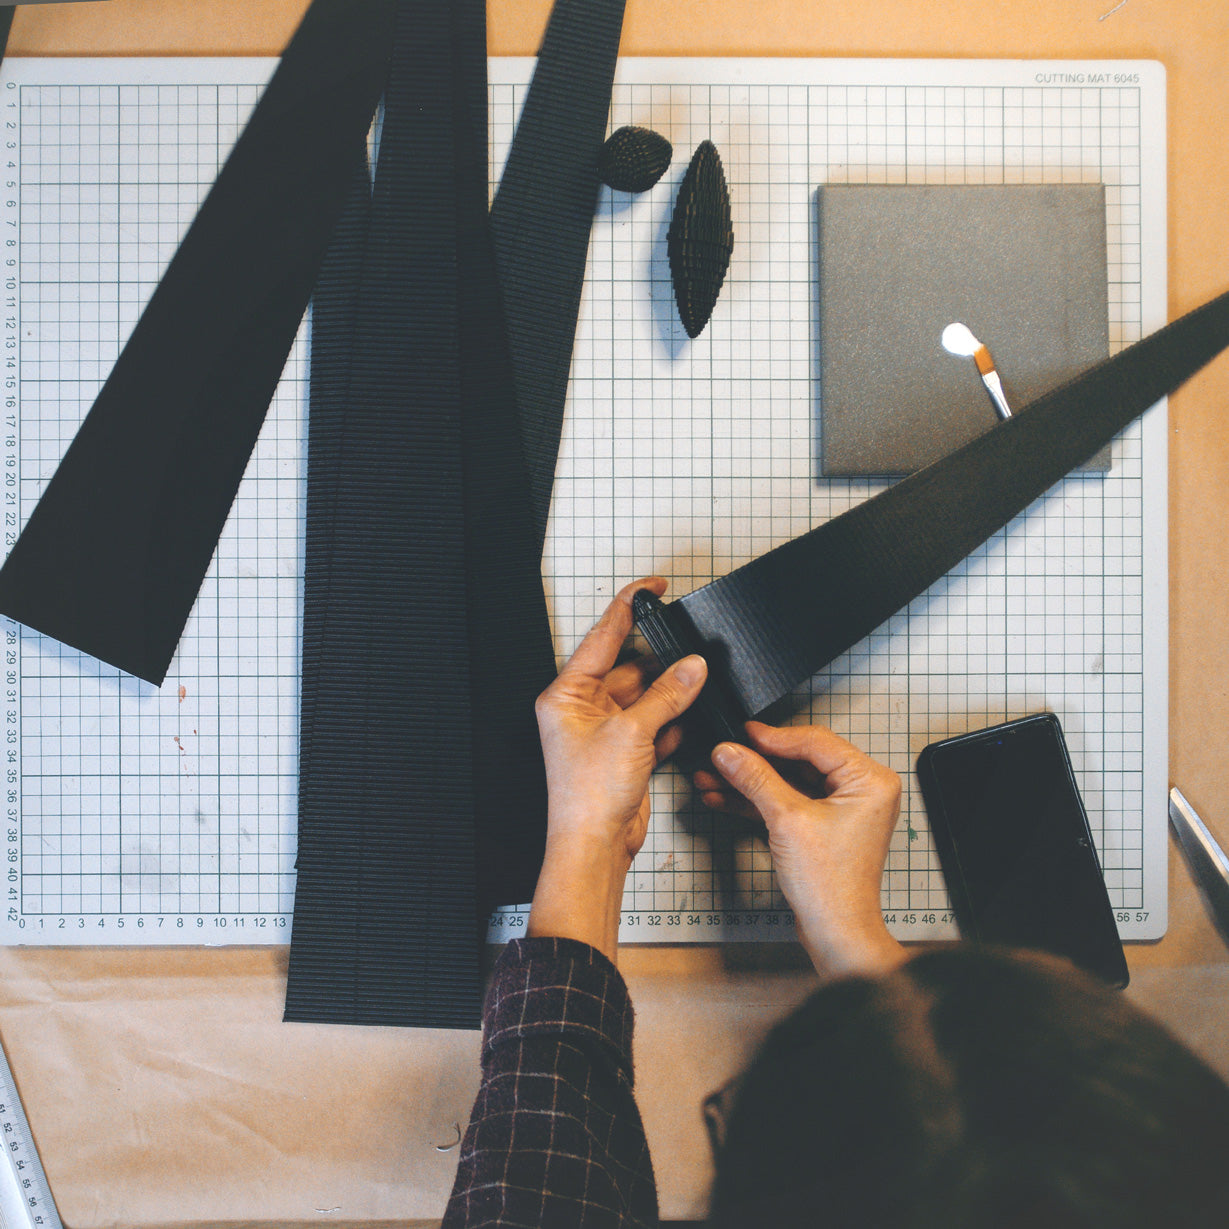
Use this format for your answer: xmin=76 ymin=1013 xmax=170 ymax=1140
xmin=529 ymin=576 xmax=708 ymax=961
xmin=694 ymin=721 xmax=905 ymax=980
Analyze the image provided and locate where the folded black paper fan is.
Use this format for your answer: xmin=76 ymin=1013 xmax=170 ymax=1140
xmin=667 ymin=140 xmax=733 ymax=338
xmin=597 ymin=124 xmax=673 ymax=192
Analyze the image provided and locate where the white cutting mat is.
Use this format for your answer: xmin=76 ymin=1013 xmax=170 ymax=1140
xmin=0 ymin=56 xmax=1167 ymax=946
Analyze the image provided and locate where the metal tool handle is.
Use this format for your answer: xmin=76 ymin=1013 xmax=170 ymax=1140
xmin=982 ymin=369 xmax=1013 ymax=420
xmin=1169 ymin=786 xmax=1229 ymax=945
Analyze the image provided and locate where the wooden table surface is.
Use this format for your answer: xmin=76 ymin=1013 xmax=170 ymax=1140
xmin=2 ymin=3 xmax=1227 ymax=1225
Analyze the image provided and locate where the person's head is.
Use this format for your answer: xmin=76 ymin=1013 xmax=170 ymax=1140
xmin=708 ymin=946 xmax=1229 ymax=1228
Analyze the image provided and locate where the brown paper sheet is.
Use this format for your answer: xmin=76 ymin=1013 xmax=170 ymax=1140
xmin=1 ymin=2 xmax=1228 ymax=1225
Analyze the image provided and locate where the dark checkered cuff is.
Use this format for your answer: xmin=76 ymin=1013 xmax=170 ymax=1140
xmin=483 ymin=936 xmax=636 ymax=1082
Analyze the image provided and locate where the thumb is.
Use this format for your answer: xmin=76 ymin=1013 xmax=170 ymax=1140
xmin=624 ymin=654 xmax=708 ymax=739
xmin=710 ymin=741 xmax=800 ymax=825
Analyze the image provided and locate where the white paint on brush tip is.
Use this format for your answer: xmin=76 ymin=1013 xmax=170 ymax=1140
xmin=941 ymin=321 xmax=981 ymax=357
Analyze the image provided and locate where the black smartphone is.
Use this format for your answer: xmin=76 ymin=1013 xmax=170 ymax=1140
xmin=916 ymin=713 xmax=1128 ymax=988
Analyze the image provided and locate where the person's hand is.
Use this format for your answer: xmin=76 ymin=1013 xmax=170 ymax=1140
xmin=529 ymin=576 xmax=708 ymax=962
xmin=694 ymin=721 xmax=906 ymax=980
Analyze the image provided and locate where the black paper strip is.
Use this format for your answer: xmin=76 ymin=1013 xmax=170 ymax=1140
xmin=449 ymin=0 xmax=555 ymax=916
xmin=286 ymin=2 xmax=481 ymax=1030
xmin=490 ymin=0 xmax=627 ymax=551
xmin=0 ymin=0 xmax=397 ymax=684
xmin=646 ymin=290 xmax=1229 ymax=719
xmin=296 ymin=146 xmax=373 ymax=793
xmin=288 ymin=0 xmax=555 ymax=1029
xmin=0 ymin=10 xmax=13 ymax=63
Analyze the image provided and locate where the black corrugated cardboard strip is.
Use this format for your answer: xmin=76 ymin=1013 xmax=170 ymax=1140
xmin=287 ymin=1 xmax=481 ymax=1029
xmin=297 ymin=147 xmax=373 ymax=795
xmin=491 ymin=0 xmax=628 ymax=553
xmin=288 ymin=0 xmax=559 ymax=1029
xmin=449 ymin=0 xmax=557 ymax=918
xmin=643 ymin=290 xmax=1229 ymax=722
xmin=0 ymin=0 xmax=398 ymax=684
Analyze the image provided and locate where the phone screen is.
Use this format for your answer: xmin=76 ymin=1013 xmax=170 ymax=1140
xmin=917 ymin=713 xmax=1128 ymax=987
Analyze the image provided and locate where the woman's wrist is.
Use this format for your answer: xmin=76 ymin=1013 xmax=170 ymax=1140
xmin=798 ymin=913 xmax=908 ymax=982
xmin=527 ymin=833 xmax=631 ymax=963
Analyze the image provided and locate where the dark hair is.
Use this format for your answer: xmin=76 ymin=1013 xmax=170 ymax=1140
xmin=709 ymin=947 xmax=1229 ymax=1229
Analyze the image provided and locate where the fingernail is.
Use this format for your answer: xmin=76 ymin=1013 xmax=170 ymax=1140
xmin=673 ymin=654 xmax=705 ymax=686
xmin=712 ymin=742 xmax=742 ymax=773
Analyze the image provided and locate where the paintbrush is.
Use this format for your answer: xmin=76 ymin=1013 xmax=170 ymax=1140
xmin=942 ymin=321 xmax=1013 ymax=420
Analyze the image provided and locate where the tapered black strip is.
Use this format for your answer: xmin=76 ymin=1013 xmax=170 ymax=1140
xmin=0 ymin=0 xmax=397 ymax=685
xmin=286 ymin=2 xmax=493 ymax=1030
xmin=297 ymin=143 xmax=372 ymax=808
xmin=490 ymin=0 xmax=627 ymax=552
xmin=650 ymin=290 xmax=1229 ymax=718
xmin=0 ymin=10 xmax=14 ymax=64
xmin=450 ymin=0 xmax=555 ymax=914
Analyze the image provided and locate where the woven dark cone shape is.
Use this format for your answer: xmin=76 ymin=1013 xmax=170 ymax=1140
xmin=667 ymin=139 xmax=733 ymax=338
xmin=597 ymin=124 xmax=673 ymax=192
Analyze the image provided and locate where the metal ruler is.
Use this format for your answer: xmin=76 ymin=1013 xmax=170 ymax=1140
xmin=0 ymin=1037 xmax=61 ymax=1229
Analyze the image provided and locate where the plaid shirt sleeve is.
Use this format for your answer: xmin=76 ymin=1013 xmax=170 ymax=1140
xmin=441 ymin=936 xmax=658 ymax=1228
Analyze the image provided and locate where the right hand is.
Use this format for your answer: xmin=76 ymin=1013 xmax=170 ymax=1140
xmin=694 ymin=720 xmax=906 ymax=980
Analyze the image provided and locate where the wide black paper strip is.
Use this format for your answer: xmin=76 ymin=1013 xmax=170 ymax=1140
xmin=0 ymin=0 xmax=397 ymax=684
xmin=288 ymin=0 xmax=555 ymax=1029
xmin=490 ymin=0 xmax=628 ymax=552
xmin=286 ymin=2 xmax=481 ymax=1030
xmin=646 ymin=289 xmax=1229 ymax=720
xmin=449 ymin=0 xmax=555 ymax=917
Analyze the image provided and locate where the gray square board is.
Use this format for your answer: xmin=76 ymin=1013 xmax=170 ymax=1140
xmin=817 ymin=183 xmax=1111 ymax=476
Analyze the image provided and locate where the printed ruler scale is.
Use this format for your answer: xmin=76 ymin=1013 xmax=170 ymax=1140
xmin=0 ymin=1037 xmax=61 ymax=1229
xmin=0 ymin=56 xmax=1167 ymax=946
